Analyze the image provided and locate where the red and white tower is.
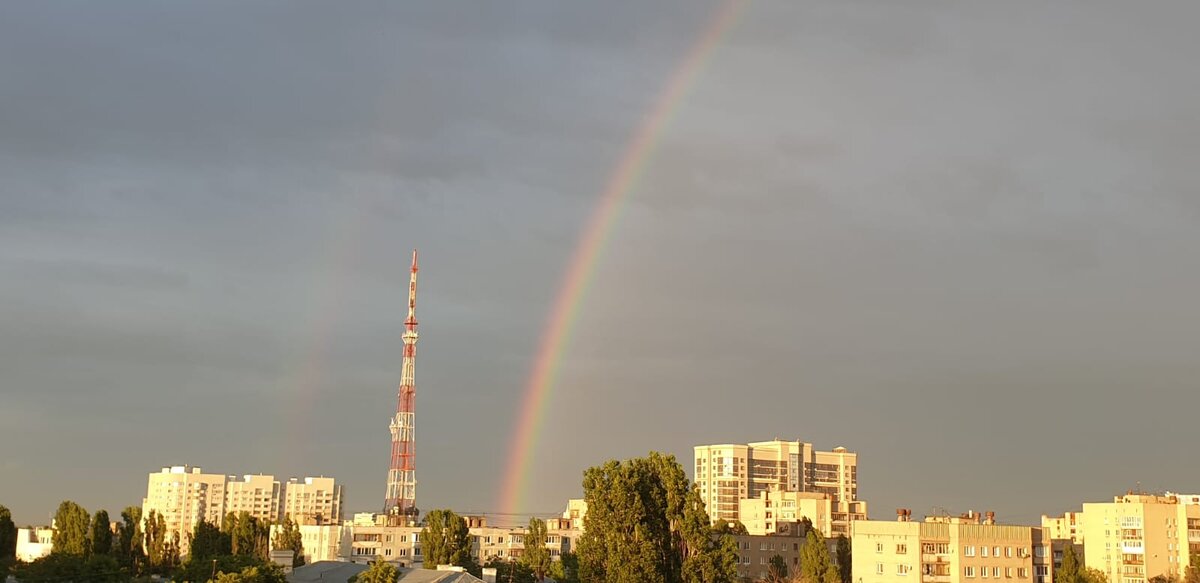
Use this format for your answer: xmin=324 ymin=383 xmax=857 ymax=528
xmin=384 ymin=249 xmax=419 ymax=522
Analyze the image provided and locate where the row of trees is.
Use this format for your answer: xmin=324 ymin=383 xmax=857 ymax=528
xmin=0 ymin=500 xmax=301 ymax=583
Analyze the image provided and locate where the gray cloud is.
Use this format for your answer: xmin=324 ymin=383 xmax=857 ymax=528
xmin=2 ymin=0 xmax=1199 ymax=525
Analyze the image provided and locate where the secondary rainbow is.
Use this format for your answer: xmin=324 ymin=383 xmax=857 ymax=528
xmin=498 ymin=0 xmax=749 ymax=518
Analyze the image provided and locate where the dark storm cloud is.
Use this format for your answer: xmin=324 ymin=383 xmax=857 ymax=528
xmin=2 ymin=0 xmax=1199 ymax=525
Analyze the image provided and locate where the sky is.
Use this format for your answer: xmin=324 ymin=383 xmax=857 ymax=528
xmin=2 ymin=0 xmax=1199 ymax=527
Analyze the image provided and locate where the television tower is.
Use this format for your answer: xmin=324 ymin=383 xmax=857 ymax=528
xmin=384 ymin=249 xmax=419 ymax=522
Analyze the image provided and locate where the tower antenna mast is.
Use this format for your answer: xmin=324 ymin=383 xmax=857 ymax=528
xmin=384 ymin=249 xmax=420 ymax=523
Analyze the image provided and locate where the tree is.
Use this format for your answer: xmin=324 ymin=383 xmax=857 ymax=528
xmin=52 ymin=500 xmax=91 ymax=556
xmin=577 ymin=452 xmax=738 ymax=583
xmin=175 ymin=552 xmax=261 ymax=583
xmin=764 ymin=554 xmax=788 ymax=583
xmin=90 ymin=509 xmax=113 ymax=556
xmin=0 ymin=504 xmax=16 ymax=561
xmin=712 ymin=521 xmax=749 ymax=536
xmin=799 ymin=529 xmax=839 ymax=583
xmin=834 ymin=535 xmax=851 ymax=583
xmin=548 ymin=551 xmax=581 ymax=583
xmin=520 ymin=517 xmax=551 ymax=581
xmin=143 ymin=509 xmax=179 ymax=572
xmin=355 ymin=556 xmax=399 ymax=583
xmin=190 ymin=520 xmax=232 ymax=560
xmin=272 ymin=514 xmax=305 ymax=567
xmin=12 ymin=553 xmax=125 ymax=583
xmin=115 ymin=506 xmax=143 ymax=571
xmin=420 ymin=509 xmax=472 ymax=570
xmin=1185 ymin=555 xmax=1200 ymax=583
xmin=211 ymin=563 xmax=288 ymax=583
xmin=798 ymin=517 xmax=814 ymax=538
xmin=225 ymin=511 xmax=270 ymax=560
xmin=1057 ymin=545 xmax=1083 ymax=583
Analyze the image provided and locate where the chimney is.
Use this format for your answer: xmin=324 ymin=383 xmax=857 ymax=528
xmin=985 ymin=511 xmax=995 ymax=525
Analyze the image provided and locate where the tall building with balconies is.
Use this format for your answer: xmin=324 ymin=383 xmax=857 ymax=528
xmin=1062 ymin=493 xmax=1200 ymax=583
xmin=694 ymin=439 xmax=862 ymax=529
xmin=282 ymin=476 xmax=343 ymax=525
xmin=142 ymin=466 xmax=228 ymax=555
xmin=225 ymin=474 xmax=283 ymax=523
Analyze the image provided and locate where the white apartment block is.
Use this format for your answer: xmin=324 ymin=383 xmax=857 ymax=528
xmin=694 ymin=439 xmax=862 ymax=528
xmin=142 ymin=465 xmax=343 ymax=556
xmin=340 ymin=515 xmax=580 ymax=568
xmin=16 ymin=527 xmax=54 ymax=562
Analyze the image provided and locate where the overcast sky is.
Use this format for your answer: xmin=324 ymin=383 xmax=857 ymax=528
xmin=3 ymin=0 xmax=1200 ymax=527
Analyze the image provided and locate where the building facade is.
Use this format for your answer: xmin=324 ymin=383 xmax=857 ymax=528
xmin=851 ymin=510 xmax=1051 ymax=583
xmin=142 ymin=466 xmax=229 ymax=555
xmin=15 ymin=527 xmax=54 ymax=562
xmin=694 ymin=439 xmax=862 ymax=527
xmin=225 ymin=474 xmax=283 ymax=523
xmin=1043 ymin=493 xmax=1200 ymax=583
xmin=730 ymin=532 xmax=809 ymax=582
xmin=282 ymin=476 xmax=343 ymax=525
xmin=739 ymin=489 xmax=868 ymax=538
xmin=142 ymin=465 xmax=343 ymax=555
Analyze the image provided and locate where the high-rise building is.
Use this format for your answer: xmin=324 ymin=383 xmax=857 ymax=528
xmin=282 ymin=476 xmax=343 ymax=525
xmin=384 ymin=250 xmax=420 ymax=523
xmin=851 ymin=510 xmax=1052 ymax=583
xmin=1043 ymin=493 xmax=1200 ymax=583
xmin=142 ymin=466 xmax=343 ymax=555
xmin=142 ymin=466 xmax=228 ymax=554
xmin=225 ymin=474 xmax=283 ymax=523
xmin=693 ymin=439 xmax=862 ymax=527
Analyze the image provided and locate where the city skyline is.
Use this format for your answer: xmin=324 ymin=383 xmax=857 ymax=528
xmin=5 ymin=0 xmax=1200 ymax=527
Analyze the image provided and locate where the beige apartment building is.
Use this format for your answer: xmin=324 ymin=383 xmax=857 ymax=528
xmin=341 ymin=514 xmax=579 ymax=568
xmin=282 ymin=476 xmax=343 ymax=525
xmin=1043 ymin=493 xmax=1200 ymax=583
xmin=851 ymin=510 xmax=1052 ymax=583
xmin=740 ymin=489 xmax=868 ymax=538
xmin=694 ymin=439 xmax=862 ymax=527
xmin=15 ymin=527 xmax=54 ymax=562
xmin=730 ymin=532 xmax=809 ymax=581
xmin=143 ymin=466 xmax=229 ymax=554
xmin=225 ymin=474 xmax=283 ymax=523
xmin=142 ymin=465 xmax=343 ymax=555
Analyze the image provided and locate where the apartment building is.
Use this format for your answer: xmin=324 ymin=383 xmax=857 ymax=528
xmin=282 ymin=476 xmax=343 ymax=525
xmin=142 ymin=465 xmax=343 ymax=555
xmin=694 ymin=439 xmax=862 ymax=525
xmin=15 ymin=527 xmax=54 ymax=562
xmin=851 ymin=510 xmax=1051 ymax=583
xmin=730 ymin=532 xmax=809 ymax=582
xmin=341 ymin=515 xmax=579 ymax=568
xmin=1043 ymin=493 xmax=1200 ymax=583
xmin=739 ymin=489 xmax=868 ymax=538
xmin=225 ymin=474 xmax=283 ymax=523
xmin=142 ymin=466 xmax=229 ymax=554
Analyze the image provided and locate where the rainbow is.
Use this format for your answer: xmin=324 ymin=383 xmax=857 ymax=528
xmin=497 ymin=0 xmax=749 ymax=518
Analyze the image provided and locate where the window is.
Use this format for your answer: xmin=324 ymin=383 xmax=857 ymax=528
xmin=983 ymin=546 xmax=990 ymax=558
xmin=1007 ymin=547 xmax=1014 ymax=558
xmin=1020 ymin=568 xmax=1029 ymax=578
xmin=878 ymin=543 xmax=884 ymax=553
xmin=994 ymin=567 xmax=1002 ymax=578
xmin=897 ymin=544 xmax=908 ymax=554
xmin=966 ymin=546 xmax=976 ymax=557
xmin=982 ymin=567 xmax=989 ymax=578
xmin=898 ymin=565 xmax=911 ymax=575
xmin=966 ymin=567 xmax=976 ymax=578
xmin=1007 ymin=568 xmax=1014 ymax=578
xmin=877 ymin=564 xmax=884 ymax=575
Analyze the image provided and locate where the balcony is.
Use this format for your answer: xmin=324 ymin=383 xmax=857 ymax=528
xmin=923 ymin=555 xmax=949 ymax=563
xmin=923 ymin=575 xmax=950 ymax=583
